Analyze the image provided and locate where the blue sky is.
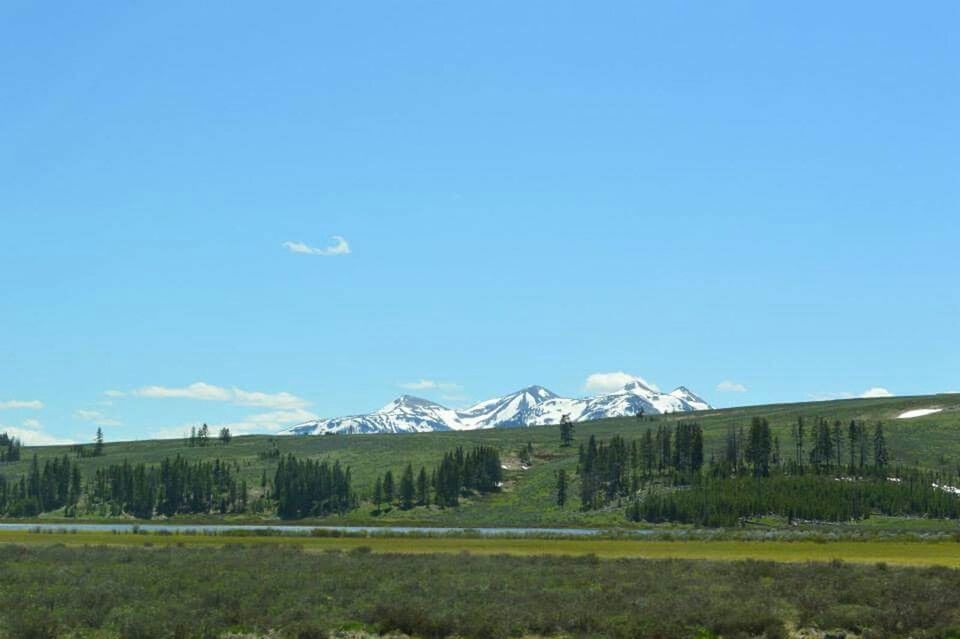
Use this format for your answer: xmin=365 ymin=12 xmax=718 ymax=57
xmin=1 ymin=2 xmax=957 ymax=444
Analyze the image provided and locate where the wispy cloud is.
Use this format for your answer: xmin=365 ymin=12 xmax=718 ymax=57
xmin=0 ymin=399 xmax=44 ymax=410
xmin=716 ymin=380 xmax=748 ymax=393
xmin=584 ymin=372 xmax=657 ymax=394
xmin=149 ymin=408 xmax=319 ymax=440
xmin=73 ymin=409 xmax=122 ymax=427
xmin=809 ymin=391 xmax=855 ymax=401
xmin=809 ymin=387 xmax=895 ymax=402
xmin=133 ymin=382 xmax=309 ymax=409
xmin=861 ymin=387 xmax=894 ymax=398
xmin=103 ymin=390 xmax=126 ymax=398
xmin=0 ymin=418 xmax=73 ymax=445
xmin=398 ymin=379 xmax=463 ymax=392
xmin=282 ymin=236 xmax=351 ymax=257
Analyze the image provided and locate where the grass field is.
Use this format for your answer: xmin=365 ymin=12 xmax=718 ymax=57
xmin=4 ymin=543 xmax=960 ymax=638
xmin=5 ymin=529 xmax=960 ymax=567
xmin=3 ymin=393 xmax=960 ymax=528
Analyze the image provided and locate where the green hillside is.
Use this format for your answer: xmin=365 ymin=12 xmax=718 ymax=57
xmin=3 ymin=393 xmax=960 ymax=527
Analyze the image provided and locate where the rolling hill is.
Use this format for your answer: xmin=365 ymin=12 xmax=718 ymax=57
xmin=2 ymin=393 xmax=959 ymax=527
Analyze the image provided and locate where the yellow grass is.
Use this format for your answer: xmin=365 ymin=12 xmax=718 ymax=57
xmin=4 ymin=530 xmax=960 ymax=567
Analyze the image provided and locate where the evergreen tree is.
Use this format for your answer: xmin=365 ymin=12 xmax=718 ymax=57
xmin=373 ymin=476 xmax=383 ymax=513
xmin=218 ymin=427 xmax=232 ymax=444
xmin=383 ymin=470 xmax=395 ymax=505
xmin=848 ymin=421 xmax=859 ymax=472
xmin=556 ymin=469 xmax=568 ymax=508
xmin=874 ymin=422 xmax=888 ymax=470
xmin=400 ymin=464 xmax=415 ymax=509
xmin=640 ymin=428 xmax=655 ymax=477
xmin=559 ymin=414 xmax=575 ymax=447
xmin=416 ymin=466 xmax=429 ymax=506
xmin=833 ymin=420 xmax=843 ymax=470
xmin=746 ymin=417 xmax=772 ymax=477
xmin=94 ymin=428 xmax=104 ymax=457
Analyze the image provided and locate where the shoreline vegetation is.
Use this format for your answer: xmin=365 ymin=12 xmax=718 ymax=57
xmin=4 ymin=527 xmax=960 ymax=567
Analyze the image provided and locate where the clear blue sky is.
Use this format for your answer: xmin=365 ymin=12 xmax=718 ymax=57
xmin=1 ymin=2 xmax=957 ymax=444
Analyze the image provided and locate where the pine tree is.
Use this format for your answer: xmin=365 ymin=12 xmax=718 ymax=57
xmin=833 ymin=420 xmax=843 ymax=470
xmin=640 ymin=428 xmax=654 ymax=477
xmin=218 ymin=427 xmax=232 ymax=445
xmin=556 ymin=469 xmax=568 ymax=508
xmin=383 ymin=470 xmax=395 ymax=506
xmin=746 ymin=417 xmax=772 ymax=477
xmin=559 ymin=414 xmax=575 ymax=447
xmin=373 ymin=476 xmax=383 ymax=513
xmin=416 ymin=466 xmax=429 ymax=506
xmin=874 ymin=422 xmax=888 ymax=470
xmin=848 ymin=421 xmax=859 ymax=472
xmin=94 ymin=428 xmax=104 ymax=457
xmin=400 ymin=464 xmax=415 ymax=509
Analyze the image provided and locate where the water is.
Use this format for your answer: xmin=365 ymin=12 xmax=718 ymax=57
xmin=0 ymin=522 xmax=642 ymax=537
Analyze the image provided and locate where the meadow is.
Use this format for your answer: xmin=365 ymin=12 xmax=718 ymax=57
xmin=3 ymin=542 xmax=960 ymax=638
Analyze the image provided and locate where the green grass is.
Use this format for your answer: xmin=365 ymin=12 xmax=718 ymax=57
xmin=3 ymin=393 xmax=960 ymax=528
xmin=4 ymin=543 xmax=960 ymax=638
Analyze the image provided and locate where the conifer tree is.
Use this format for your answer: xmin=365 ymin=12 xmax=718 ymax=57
xmin=416 ymin=466 xmax=429 ymax=506
xmin=874 ymin=422 xmax=888 ymax=470
xmin=373 ymin=476 xmax=383 ymax=513
xmin=556 ymin=469 xmax=568 ymax=508
xmin=400 ymin=464 xmax=415 ymax=509
xmin=383 ymin=470 xmax=395 ymax=506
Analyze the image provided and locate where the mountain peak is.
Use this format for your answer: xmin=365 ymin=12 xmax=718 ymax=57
xmin=282 ymin=378 xmax=711 ymax=435
xmin=384 ymin=395 xmax=442 ymax=410
xmin=517 ymin=385 xmax=558 ymax=399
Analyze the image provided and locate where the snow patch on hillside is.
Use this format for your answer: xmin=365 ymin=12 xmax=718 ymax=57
xmin=897 ymin=408 xmax=943 ymax=419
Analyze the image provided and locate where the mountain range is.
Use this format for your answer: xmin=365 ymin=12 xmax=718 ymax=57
xmin=281 ymin=376 xmax=711 ymax=436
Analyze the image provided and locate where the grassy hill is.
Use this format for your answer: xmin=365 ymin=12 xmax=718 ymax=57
xmin=3 ymin=393 xmax=960 ymax=527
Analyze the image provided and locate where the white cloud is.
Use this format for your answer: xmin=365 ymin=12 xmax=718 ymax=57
xmin=584 ymin=372 xmax=658 ymax=394
xmin=133 ymin=382 xmax=309 ymax=409
xmin=103 ymin=390 xmax=126 ymax=397
xmin=0 ymin=418 xmax=74 ymax=446
xmin=809 ymin=392 xmax=855 ymax=402
xmin=398 ymin=380 xmax=463 ymax=392
xmin=224 ymin=408 xmax=319 ymax=435
xmin=149 ymin=408 xmax=319 ymax=440
xmin=0 ymin=399 xmax=44 ymax=410
xmin=282 ymin=236 xmax=351 ymax=257
xmin=861 ymin=387 xmax=894 ymax=398
xmin=73 ymin=409 xmax=123 ymax=427
xmin=809 ymin=387 xmax=895 ymax=401
xmin=716 ymin=380 xmax=748 ymax=393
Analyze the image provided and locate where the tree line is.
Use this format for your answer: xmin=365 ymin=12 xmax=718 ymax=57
xmin=273 ymin=455 xmax=355 ymax=519
xmin=0 ymin=454 xmax=81 ymax=517
xmin=373 ymin=445 xmax=503 ymax=511
xmin=0 ymin=433 xmax=21 ymax=462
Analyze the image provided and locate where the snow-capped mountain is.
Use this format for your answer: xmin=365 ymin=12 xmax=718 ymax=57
xmin=668 ymin=386 xmax=711 ymax=411
xmin=282 ymin=376 xmax=712 ymax=436
xmin=283 ymin=395 xmax=460 ymax=435
xmin=458 ymin=385 xmax=559 ymax=429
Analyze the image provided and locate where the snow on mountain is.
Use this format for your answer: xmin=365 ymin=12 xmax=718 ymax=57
xmin=458 ymin=385 xmax=559 ymax=429
xmin=669 ymin=386 xmax=712 ymax=411
xmin=282 ymin=376 xmax=711 ymax=435
xmin=284 ymin=395 xmax=459 ymax=435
